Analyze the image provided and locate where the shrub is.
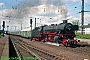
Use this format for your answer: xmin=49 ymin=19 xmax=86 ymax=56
xmin=75 ymin=32 xmax=90 ymax=39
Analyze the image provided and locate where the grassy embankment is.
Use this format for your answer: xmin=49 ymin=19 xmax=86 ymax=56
xmin=75 ymin=32 xmax=90 ymax=39
xmin=0 ymin=34 xmax=3 ymax=38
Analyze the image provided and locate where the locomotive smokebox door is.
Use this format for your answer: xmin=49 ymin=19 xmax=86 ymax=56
xmin=63 ymin=20 xmax=67 ymax=23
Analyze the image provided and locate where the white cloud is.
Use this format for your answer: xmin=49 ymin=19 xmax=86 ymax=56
xmin=0 ymin=4 xmax=75 ymax=30
xmin=0 ymin=3 xmax=6 ymax=8
xmin=67 ymin=16 xmax=80 ymax=23
xmin=84 ymin=14 xmax=90 ymax=25
xmin=66 ymin=14 xmax=90 ymax=25
xmin=60 ymin=0 xmax=89 ymax=3
xmin=0 ymin=0 xmax=90 ymax=31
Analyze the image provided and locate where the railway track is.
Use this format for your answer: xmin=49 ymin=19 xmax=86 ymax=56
xmin=10 ymin=36 xmax=65 ymax=60
xmin=10 ymin=36 xmax=38 ymax=60
xmin=10 ymin=35 xmax=90 ymax=60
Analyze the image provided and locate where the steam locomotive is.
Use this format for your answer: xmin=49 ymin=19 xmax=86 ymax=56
xmin=32 ymin=20 xmax=80 ymax=47
xmin=9 ymin=20 xmax=79 ymax=47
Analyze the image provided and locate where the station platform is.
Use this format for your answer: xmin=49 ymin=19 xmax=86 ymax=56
xmin=0 ymin=35 xmax=9 ymax=60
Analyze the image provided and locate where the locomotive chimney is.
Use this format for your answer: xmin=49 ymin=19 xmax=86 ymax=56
xmin=63 ymin=20 xmax=67 ymax=23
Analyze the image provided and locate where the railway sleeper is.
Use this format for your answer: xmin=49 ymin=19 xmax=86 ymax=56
xmin=55 ymin=56 xmax=64 ymax=60
xmin=32 ymin=47 xmax=57 ymax=59
xmin=23 ymin=43 xmax=63 ymax=60
xmin=13 ymin=37 xmax=65 ymax=60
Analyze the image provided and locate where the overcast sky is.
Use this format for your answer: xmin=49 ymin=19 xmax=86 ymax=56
xmin=0 ymin=0 xmax=90 ymax=31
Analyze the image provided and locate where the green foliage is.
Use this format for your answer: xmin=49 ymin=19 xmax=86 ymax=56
xmin=88 ymin=23 xmax=90 ymax=26
xmin=72 ymin=20 xmax=79 ymax=25
xmin=0 ymin=33 xmax=3 ymax=38
xmin=0 ymin=34 xmax=2 ymax=38
xmin=75 ymin=32 xmax=90 ymax=39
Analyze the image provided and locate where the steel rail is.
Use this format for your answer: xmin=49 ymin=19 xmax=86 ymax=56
xmin=14 ymin=42 xmax=46 ymax=60
xmin=16 ymin=38 xmax=65 ymax=60
xmin=10 ymin=36 xmax=22 ymax=60
xmin=10 ymin=36 xmax=46 ymax=60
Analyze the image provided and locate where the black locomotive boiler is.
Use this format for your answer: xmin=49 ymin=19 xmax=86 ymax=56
xmin=32 ymin=20 xmax=79 ymax=47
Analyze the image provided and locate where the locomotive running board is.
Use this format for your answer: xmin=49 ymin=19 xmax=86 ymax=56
xmin=45 ymin=42 xmax=62 ymax=46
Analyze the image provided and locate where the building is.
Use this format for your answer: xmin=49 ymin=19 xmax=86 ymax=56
xmin=77 ymin=25 xmax=90 ymax=34
xmin=84 ymin=25 xmax=90 ymax=34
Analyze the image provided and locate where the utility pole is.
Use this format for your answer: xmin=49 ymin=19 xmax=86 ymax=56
xmin=81 ymin=0 xmax=84 ymax=35
xmin=35 ymin=18 xmax=36 ymax=28
xmin=30 ymin=19 xmax=32 ymax=41
xmin=21 ymin=23 xmax=22 ymax=30
xmin=2 ymin=21 xmax=5 ymax=37
xmin=79 ymin=0 xmax=90 ymax=35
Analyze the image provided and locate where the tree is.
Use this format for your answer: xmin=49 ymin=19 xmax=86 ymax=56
xmin=72 ymin=20 xmax=79 ymax=25
xmin=88 ymin=23 xmax=90 ymax=26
